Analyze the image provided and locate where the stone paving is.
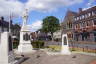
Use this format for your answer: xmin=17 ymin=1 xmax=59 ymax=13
xmin=90 ymin=60 xmax=96 ymax=64
xmin=21 ymin=50 xmax=96 ymax=64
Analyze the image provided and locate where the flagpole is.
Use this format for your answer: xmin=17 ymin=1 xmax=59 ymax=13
xmin=9 ymin=12 xmax=11 ymax=33
xmin=9 ymin=11 xmax=13 ymax=33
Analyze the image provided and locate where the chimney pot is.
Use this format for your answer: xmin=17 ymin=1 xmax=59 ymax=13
xmin=79 ymin=8 xmax=82 ymax=12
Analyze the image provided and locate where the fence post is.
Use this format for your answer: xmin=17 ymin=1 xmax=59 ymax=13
xmin=95 ymin=48 xmax=96 ymax=54
xmin=86 ymin=46 xmax=88 ymax=52
xmin=77 ymin=45 xmax=78 ymax=51
xmin=83 ymin=47 xmax=84 ymax=52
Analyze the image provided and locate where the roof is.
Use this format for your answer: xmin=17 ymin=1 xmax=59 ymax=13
xmin=75 ymin=6 xmax=96 ymax=16
xmin=61 ymin=9 xmax=77 ymax=24
xmin=65 ymin=9 xmax=77 ymax=18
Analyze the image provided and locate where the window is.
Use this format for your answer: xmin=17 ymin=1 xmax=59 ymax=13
xmin=77 ymin=17 xmax=79 ymax=20
xmin=69 ymin=22 xmax=71 ymax=28
xmin=92 ymin=11 xmax=95 ymax=16
xmin=88 ymin=13 xmax=91 ymax=17
xmin=82 ymin=15 xmax=84 ymax=19
xmin=74 ymin=18 xmax=77 ymax=21
xmin=76 ymin=24 xmax=78 ymax=28
xmin=86 ymin=22 xmax=89 ymax=26
xmin=87 ymin=21 xmax=91 ymax=26
xmin=75 ymin=24 xmax=77 ymax=29
xmin=80 ymin=23 xmax=83 ymax=28
xmin=63 ymin=25 xmax=66 ymax=29
xmin=92 ymin=20 xmax=94 ymax=25
xmin=85 ymin=14 xmax=88 ymax=18
xmin=93 ymin=19 xmax=96 ymax=25
xmin=80 ymin=16 xmax=81 ymax=20
xmin=84 ymin=22 xmax=86 ymax=27
xmin=82 ymin=22 xmax=85 ymax=27
xmin=94 ymin=11 xmax=96 ymax=14
xmin=76 ymin=17 xmax=77 ymax=20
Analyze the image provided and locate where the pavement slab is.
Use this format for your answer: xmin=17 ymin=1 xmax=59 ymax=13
xmin=21 ymin=50 xmax=96 ymax=64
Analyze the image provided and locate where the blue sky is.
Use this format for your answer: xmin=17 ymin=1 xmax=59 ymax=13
xmin=14 ymin=0 xmax=86 ymax=24
xmin=18 ymin=0 xmax=94 ymax=23
xmin=0 ymin=0 xmax=96 ymax=32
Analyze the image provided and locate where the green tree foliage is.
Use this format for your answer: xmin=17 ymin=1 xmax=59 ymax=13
xmin=12 ymin=24 xmax=21 ymax=30
xmin=42 ymin=16 xmax=60 ymax=40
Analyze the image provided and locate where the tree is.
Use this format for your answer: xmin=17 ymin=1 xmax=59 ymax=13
xmin=12 ymin=24 xmax=21 ymax=39
xmin=42 ymin=16 xmax=60 ymax=41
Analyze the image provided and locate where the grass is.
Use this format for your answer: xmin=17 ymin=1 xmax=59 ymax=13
xmin=46 ymin=45 xmax=96 ymax=53
xmin=46 ymin=45 xmax=61 ymax=52
xmin=70 ymin=47 xmax=96 ymax=53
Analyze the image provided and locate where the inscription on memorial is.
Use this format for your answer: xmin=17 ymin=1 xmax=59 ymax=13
xmin=23 ymin=33 xmax=30 ymax=41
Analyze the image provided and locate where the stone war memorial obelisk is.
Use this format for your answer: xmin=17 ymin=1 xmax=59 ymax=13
xmin=18 ymin=9 xmax=33 ymax=54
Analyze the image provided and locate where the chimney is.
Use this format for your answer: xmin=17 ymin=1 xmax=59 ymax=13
xmin=79 ymin=8 xmax=82 ymax=12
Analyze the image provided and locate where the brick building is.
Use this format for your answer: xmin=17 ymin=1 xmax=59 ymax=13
xmin=61 ymin=10 xmax=77 ymax=40
xmin=73 ymin=6 xmax=96 ymax=42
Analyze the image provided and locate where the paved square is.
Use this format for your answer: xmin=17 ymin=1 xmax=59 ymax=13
xmin=20 ymin=50 xmax=96 ymax=64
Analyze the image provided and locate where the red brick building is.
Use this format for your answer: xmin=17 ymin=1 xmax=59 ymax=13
xmin=73 ymin=6 xmax=96 ymax=42
xmin=61 ymin=10 xmax=77 ymax=40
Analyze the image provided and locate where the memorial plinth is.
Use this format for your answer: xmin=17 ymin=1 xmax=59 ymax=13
xmin=18 ymin=26 xmax=33 ymax=53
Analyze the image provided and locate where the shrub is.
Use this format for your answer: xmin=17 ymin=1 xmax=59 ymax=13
xmin=31 ymin=40 xmax=44 ymax=48
xmin=13 ymin=39 xmax=19 ymax=49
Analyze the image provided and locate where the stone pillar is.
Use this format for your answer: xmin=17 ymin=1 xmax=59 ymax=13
xmin=0 ymin=32 xmax=14 ymax=64
xmin=61 ymin=34 xmax=71 ymax=55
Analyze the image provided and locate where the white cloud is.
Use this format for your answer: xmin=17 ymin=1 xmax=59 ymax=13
xmin=31 ymin=20 xmax=42 ymax=32
xmin=0 ymin=0 xmax=83 ymax=18
xmin=26 ymin=0 xmax=83 ymax=12
xmin=83 ymin=0 xmax=95 ymax=10
xmin=0 ymin=0 xmax=24 ymax=18
xmin=0 ymin=0 xmax=84 ymax=31
xmin=87 ymin=0 xmax=95 ymax=6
